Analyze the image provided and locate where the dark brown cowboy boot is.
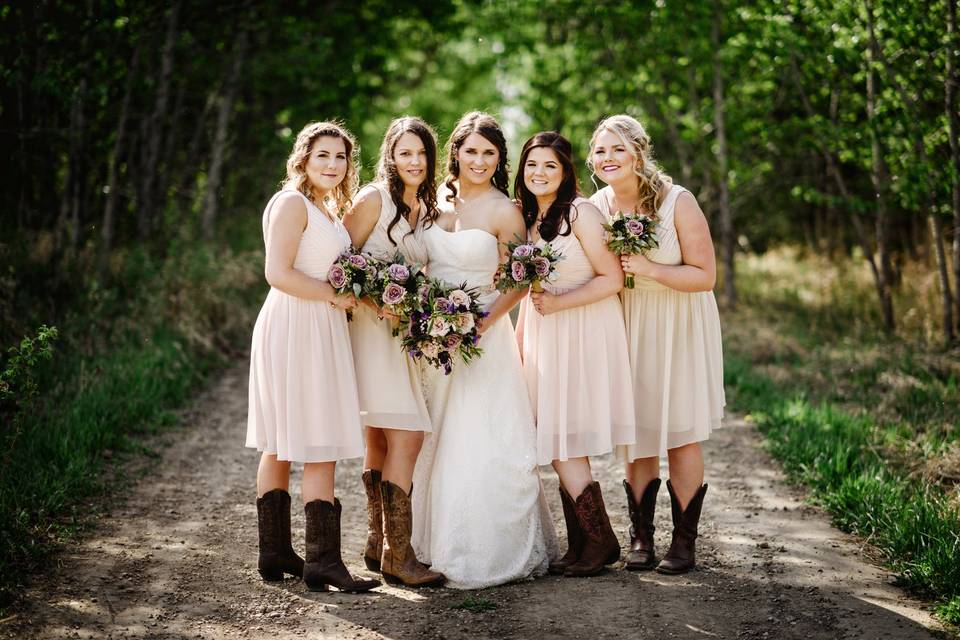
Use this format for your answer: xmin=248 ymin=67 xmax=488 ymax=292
xmin=624 ymin=478 xmax=661 ymax=571
xmin=548 ymin=484 xmax=584 ymax=575
xmin=380 ymin=481 xmax=446 ymax=588
xmin=656 ymin=480 xmax=708 ymax=575
xmin=564 ymin=481 xmax=621 ymax=577
xmin=303 ymin=499 xmax=380 ymax=593
xmin=361 ymin=470 xmax=383 ymax=571
xmin=256 ymin=489 xmax=304 ymax=581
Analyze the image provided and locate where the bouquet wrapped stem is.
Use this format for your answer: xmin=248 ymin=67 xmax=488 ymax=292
xmin=531 ymin=279 xmax=544 ymax=293
xmin=624 ymin=273 xmax=635 ymax=290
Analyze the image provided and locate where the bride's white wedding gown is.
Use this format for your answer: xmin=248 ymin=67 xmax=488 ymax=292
xmin=411 ymin=224 xmax=558 ymax=589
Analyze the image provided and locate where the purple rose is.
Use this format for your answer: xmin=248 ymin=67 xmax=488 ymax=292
xmin=387 ymin=263 xmax=410 ymax=282
xmin=511 ymin=260 xmax=527 ymax=282
xmin=434 ymin=297 xmax=451 ymax=313
xmin=442 ymin=333 xmax=462 ymax=350
xmin=328 ymin=264 xmax=347 ymax=288
xmin=382 ymin=282 xmax=406 ymax=306
xmin=626 ymin=219 xmax=644 ymax=236
xmin=512 ymin=243 xmax=535 ymax=258
xmin=532 ymin=256 xmax=551 ymax=277
xmin=348 ymin=254 xmax=367 ymax=268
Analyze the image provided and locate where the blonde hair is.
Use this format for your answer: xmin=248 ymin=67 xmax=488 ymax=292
xmin=283 ymin=121 xmax=359 ymax=215
xmin=587 ymin=114 xmax=672 ymax=217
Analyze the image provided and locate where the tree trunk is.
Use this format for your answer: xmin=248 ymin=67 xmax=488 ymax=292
xmin=928 ymin=212 xmax=955 ymax=343
xmin=712 ymin=2 xmax=735 ymax=308
xmin=865 ymin=0 xmax=896 ymax=332
xmin=947 ymin=0 xmax=960 ymax=336
xmin=102 ymin=45 xmax=141 ymax=256
xmin=202 ymin=27 xmax=249 ymax=238
xmin=138 ymin=0 xmax=181 ymax=240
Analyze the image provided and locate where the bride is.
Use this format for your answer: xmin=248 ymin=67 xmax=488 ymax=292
xmin=411 ymin=112 xmax=557 ymax=589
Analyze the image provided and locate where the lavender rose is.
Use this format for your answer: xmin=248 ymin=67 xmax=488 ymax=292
xmin=448 ymin=289 xmax=470 ymax=308
xmin=511 ymin=260 xmax=527 ymax=282
xmin=434 ymin=297 xmax=451 ymax=313
xmin=348 ymin=254 xmax=367 ymax=268
xmin=428 ymin=317 xmax=451 ymax=337
xmin=626 ymin=219 xmax=644 ymax=236
xmin=512 ymin=243 xmax=535 ymax=258
xmin=442 ymin=333 xmax=462 ymax=350
xmin=328 ymin=264 xmax=347 ymax=288
xmin=421 ymin=341 xmax=440 ymax=359
xmin=382 ymin=282 xmax=406 ymax=306
xmin=455 ymin=313 xmax=475 ymax=332
xmin=387 ymin=263 xmax=410 ymax=282
xmin=532 ymin=256 xmax=550 ymax=277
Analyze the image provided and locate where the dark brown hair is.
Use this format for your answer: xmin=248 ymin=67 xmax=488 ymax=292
xmin=514 ymin=131 xmax=579 ymax=241
xmin=375 ymin=116 xmax=439 ymax=244
xmin=442 ymin=111 xmax=510 ymax=203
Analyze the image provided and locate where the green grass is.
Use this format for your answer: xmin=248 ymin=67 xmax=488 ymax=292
xmin=725 ymin=249 xmax=960 ymax=626
xmin=449 ymin=595 xmax=498 ymax=612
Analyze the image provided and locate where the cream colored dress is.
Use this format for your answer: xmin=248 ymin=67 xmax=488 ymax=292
xmin=590 ymin=185 xmax=725 ymax=459
xmin=519 ymin=199 xmax=636 ymax=465
xmin=246 ymin=190 xmax=364 ymax=462
xmin=348 ymin=183 xmax=431 ymax=431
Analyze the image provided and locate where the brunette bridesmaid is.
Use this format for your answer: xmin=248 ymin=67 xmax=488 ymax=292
xmin=515 ymin=132 xmax=636 ymax=576
xmin=588 ymin=114 xmax=725 ymax=574
xmin=343 ymin=116 xmax=445 ymax=588
xmin=246 ymin=121 xmax=379 ymax=593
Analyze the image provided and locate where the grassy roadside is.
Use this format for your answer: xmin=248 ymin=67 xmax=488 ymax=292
xmin=0 ymin=242 xmax=264 ymax=613
xmin=724 ymin=249 xmax=960 ymax=625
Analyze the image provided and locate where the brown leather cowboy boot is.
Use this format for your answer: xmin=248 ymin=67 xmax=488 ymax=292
xmin=361 ymin=470 xmax=383 ymax=571
xmin=256 ymin=489 xmax=304 ymax=581
xmin=624 ymin=478 xmax=661 ymax=571
xmin=564 ymin=481 xmax=621 ymax=577
xmin=303 ymin=499 xmax=380 ymax=592
xmin=380 ymin=481 xmax=446 ymax=588
xmin=548 ymin=484 xmax=584 ymax=575
xmin=656 ymin=480 xmax=708 ymax=575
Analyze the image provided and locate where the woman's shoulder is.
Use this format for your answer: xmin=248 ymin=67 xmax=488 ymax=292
xmin=587 ymin=186 xmax=611 ymax=210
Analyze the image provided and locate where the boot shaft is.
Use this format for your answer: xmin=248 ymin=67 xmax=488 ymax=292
xmin=305 ymin=499 xmax=342 ymax=560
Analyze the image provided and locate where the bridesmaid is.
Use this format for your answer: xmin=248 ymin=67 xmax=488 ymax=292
xmin=246 ymin=121 xmax=379 ymax=593
xmin=343 ymin=116 xmax=445 ymax=588
xmin=515 ymin=132 xmax=635 ymax=576
xmin=588 ymin=114 xmax=725 ymax=574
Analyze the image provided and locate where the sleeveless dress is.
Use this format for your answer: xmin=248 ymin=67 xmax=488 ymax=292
xmin=520 ymin=199 xmax=636 ymax=464
xmin=246 ymin=190 xmax=364 ymax=463
xmin=348 ymin=183 xmax=431 ymax=431
xmin=411 ymin=224 xmax=557 ymax=589
xmin=590 ymin=184 xmax=725 ymax=460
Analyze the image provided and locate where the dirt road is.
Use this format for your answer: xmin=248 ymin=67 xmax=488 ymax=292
xmin=1 ymin=364 xmax=950 ymax=639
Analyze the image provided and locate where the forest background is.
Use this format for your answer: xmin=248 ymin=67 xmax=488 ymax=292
xmin=1 ymin=0 xmax=959 ymax=627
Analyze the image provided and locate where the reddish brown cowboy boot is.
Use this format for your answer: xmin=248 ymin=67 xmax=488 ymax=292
xmin=564 ymin=481 xmax=620 ymax=577
xmin=361 ymin=470 xmax=383 ymax=571
xmin=624 ymin=478 xmax=661 ymax=571
xmin=548 ymin=484 xmax=584 ymax=575
xmin=380 ymin=481 xmax=446 ymax=588
xmin=303 ymin=499 xmax=380 ymax=593
xmin=656 ymin=480 xmax=708 ymax=575
xmin=256 ymin=489 xmax=304 ymax=581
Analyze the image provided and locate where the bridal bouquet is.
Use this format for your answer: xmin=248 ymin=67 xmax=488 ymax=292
xmin=496 ymin=239 xmax=563 ymax=293
xmin=366 ymin=254 xmax=427 ymax=333
xmin=328 ymin=250 xmax=380 ymax=320
xmin=603 ymin=212 xmax=659 ymax=289
xmin=399 ymin=280 xmax=486 ymax=375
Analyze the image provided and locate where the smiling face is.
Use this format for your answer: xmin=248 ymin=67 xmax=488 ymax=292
xmin=304 ymin=135 xmax=348 ymax=194
xmin=591 ymin=128 xmax=637 ymax=187
xmin=393 ymin=131 xmax=428 ymax=190
xmin=456 ymin=132 xmax=500 ymax=187
xmin=523 ymin=146 xmax=564 ymax=201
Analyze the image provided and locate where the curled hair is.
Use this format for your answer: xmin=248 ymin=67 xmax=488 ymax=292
xmin=587 ymin=114 xmax=672 ymax=218
xmin=374 ymin=116 xmax=440 ymax=244
xmin=442 ymin=111 xmax=510 ymax=203
xmin=513 ymin=131 xmax=579 ymax=242
xmin=283 ymin=120 xmax=359 ymax=215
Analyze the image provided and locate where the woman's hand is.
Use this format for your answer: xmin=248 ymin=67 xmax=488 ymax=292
xmin=531 ymin=291 xmax=563 ymax=316
xmin=621 ymin=252 xmax=657 ymax=279
xmin=330 ymin=294 xmax=358 ymax=311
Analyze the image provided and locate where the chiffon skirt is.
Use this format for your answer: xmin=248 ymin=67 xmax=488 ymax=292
xmin=617 ymin=285 xmax=725 ymax=460
xmin=246 ymin=288 xmax=364 ymax=462
xmin=349 ymin=304 xmax=431 ymax=431
xmin=521 ymin=294 xmax=636 ymax=465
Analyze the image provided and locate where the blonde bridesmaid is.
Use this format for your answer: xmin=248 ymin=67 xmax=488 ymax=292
xmin=246 ymin=121 xmax=379 ymax=593
xmin=588 ymin=114 xmax=725 ymax=574
xmin=515 ymin=131 xmax=636 ymax=576
xmin=343 ymin=116 xmax=445 ymax=588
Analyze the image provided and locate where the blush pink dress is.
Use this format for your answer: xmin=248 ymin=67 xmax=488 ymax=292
xmin=246 ymin=190 xmax=364 ymax=462
xmin=520 ymin=199 xmax=636 ymax=465
xmin=590 ymin=184 xmax=725 ymax=459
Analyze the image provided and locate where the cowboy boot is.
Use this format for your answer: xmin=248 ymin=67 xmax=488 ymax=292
xmin=564 ymin=481 xmax=621 ymax=577
xmin=548 ymin=484 xmax=584 ymax=575
xmin=303 ymin=499 xmax=380 ymax=592
xmin=624 ymin=478 xmax=661 ymax=571
xmin=656 ymin=480 xmax=708 ymax=575
xmin=361 ymin=470 xmax=383 ymax=571
xmin=256 ymin=489 xmax=304 ymax=581
xmin=380 ymin=481 xmax=446 ymax=588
